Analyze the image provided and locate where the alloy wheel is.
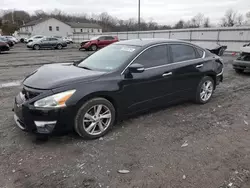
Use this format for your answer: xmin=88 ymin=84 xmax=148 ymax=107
xmin=83 ymin=105 xmax=112 ymax=136
xmin=200 ymin=80 xmax=213 ymax=102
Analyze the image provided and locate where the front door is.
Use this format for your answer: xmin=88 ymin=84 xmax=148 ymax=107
xmin=40 ymin=38 xmax=50 ymax=48
xmin=120 ymin=44 xmax=176 ymax=113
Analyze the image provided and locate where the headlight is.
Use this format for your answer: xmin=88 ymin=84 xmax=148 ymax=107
xmin=34 ymin=90 xmax=76 ymax=108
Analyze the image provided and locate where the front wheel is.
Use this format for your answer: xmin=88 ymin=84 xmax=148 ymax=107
xmin=195 ymin=76 xmax=214 ymax=104
xmin=74 ymin=98 xmax=116 ymax=139
xmin=57 ymin=44 xmax=63 ymax=50
xmin=90 ymin=44 xmax=97 ymax=51
xmin=33 ymin=44 xmax=40 ymax=50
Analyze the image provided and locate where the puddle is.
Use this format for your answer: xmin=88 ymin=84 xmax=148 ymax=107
xmin=0 ymin=80 xmax=22 ymax=89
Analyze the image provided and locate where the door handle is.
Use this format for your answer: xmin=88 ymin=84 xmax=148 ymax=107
xmin=196 ymin=64 xmax=204 ymax=68
xmin=162 ymin=72 xmax=172 ymax=77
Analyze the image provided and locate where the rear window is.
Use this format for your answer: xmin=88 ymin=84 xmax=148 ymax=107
xmin=170 ymin=44 xmax=197 ymax=62
xmin=196 ymin=48 xmax=204 ymax=58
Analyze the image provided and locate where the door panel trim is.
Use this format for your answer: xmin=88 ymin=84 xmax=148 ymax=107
xmin=121 ymin=42 xmax=205 ymax=75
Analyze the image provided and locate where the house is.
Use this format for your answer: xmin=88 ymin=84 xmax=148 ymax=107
xmin=16 ymin=18 xmax=102 ymax=39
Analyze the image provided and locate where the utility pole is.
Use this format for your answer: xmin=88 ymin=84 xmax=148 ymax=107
xmin=138 ymin=0 xmax=141 ymax=31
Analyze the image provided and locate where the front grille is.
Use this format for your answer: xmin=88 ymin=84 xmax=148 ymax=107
xmin=21 ymin=87 xmax=40 ymax=100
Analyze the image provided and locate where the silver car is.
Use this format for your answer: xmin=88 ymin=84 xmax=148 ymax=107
xmin=27 ymin=37 xmax=67 ymax=50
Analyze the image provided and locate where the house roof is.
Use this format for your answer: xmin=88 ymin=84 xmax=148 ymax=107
xmin=66 ymin=22 xmax=102 ymax=29
xmin=22 ymin=18 xmax=50 ymax=27
xmin=21 ymin=18 xmax=102 ymax=29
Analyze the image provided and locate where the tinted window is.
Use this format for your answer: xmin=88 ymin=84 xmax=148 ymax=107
xmin=170 ymin=44 xmax=196 ymax=62
xmin=78 ymin=45 xmax=139 ymax=72
xmin=49 ymin=38 xmax=58 ymax=41
xmin=98 ymin=36 xmax=106 ymax=40
xmin=105 ymin=36 xmax=114 ymax=40
xmin=133 ymin=45 xmax=168 ymax=68
xmin=196 ymin=48 xmax=204 ymax=58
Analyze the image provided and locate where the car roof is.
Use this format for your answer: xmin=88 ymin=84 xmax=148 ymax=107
xmin=115 ymin=38 xmax=192 ymax=47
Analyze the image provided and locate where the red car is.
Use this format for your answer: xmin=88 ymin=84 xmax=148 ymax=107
xmin=79 ymin=36 xmax=118 ymax=51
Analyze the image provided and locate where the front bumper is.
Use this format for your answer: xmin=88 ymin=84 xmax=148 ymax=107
xmin=233 ymin=60 xmax=250 ymax=70
xmin=13 ymin=92 xmax=75 ymax=135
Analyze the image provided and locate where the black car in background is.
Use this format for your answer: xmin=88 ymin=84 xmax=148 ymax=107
xmin=13 ymin=39 xmax=223 ymax=139
xmin=27 ymin=37 xmax=67 ymax=50
xmin=0 ymin=40 xmax=10 ymax=53
xmin=0 ymin=36 xmax=14 ymax=47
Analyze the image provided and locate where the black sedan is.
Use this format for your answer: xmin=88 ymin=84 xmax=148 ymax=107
xmin=13 ymin=39 xmax=223 ymax=139
xmin=0 ymin=41 xmax=10 ymax=53
xmin=27 ymin=37 xmax=67 ymax=50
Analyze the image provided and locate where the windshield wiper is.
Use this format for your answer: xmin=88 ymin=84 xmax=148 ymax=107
xmin=78 ymin=66 xmax=92 ymax=70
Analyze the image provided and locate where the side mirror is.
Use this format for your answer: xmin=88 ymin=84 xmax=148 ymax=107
xmin=128 ymin=63 xmax=145 ymax=73
xmin=97 ymin=39 xmax=100 ymax=42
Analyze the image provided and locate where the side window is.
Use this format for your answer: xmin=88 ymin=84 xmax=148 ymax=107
xmin=196 ymin=48 xmax=204 ymax=58
xmin=105 ymin=36 xmax=114 ymax=40
xmin=98 ymin=36 xmax=106 ymax=40
xmin=170 ymin=44 xmax=197 ymax=62
xmin=133 ymin=45 xmax=168 ymax=68
xmin=49 ymin=38 xmax=58 ymax=41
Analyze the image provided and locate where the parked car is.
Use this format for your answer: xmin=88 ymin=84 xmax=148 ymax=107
xmin=53 ymin=36 xmax=73 ymax=44
xmin=0 ymin=41 xmax=10 ymax=53
xmin=25 ymin=35 xmax=44 ymax=43
xmin=63 ymin=37 xmax=73 ymax=44
xmin=79 ymin=35 xmax=119 ymax=51
xmin=196 ymin=43 xmax=227 ymax=56
xmin=0 ymin=36 xmax=14 ymax=47
xmin=233 ymin=45 xmax=250 ymax=73
xmin=2 ymin=36 xmax=19 ymax=43
xmin=13 ymin=39 xmax=223 ymax=139
xmin=27 ymin=37 xmax=67 ymax=50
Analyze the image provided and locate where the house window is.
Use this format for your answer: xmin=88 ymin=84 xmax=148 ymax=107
xmin=80 ymin=29 xmax=83 ymax=32
xmin=56 ymin=26 xmax=59 ymax=31
xmin=74 ymin=29 xmax=76 ymax=32
xmin=49 ymin=26 xmax=52 ymax=31
xmin=25 ymin=27 xmax=28 ymax=32
xmin=91 ymin=28 xmax=94 ymax=33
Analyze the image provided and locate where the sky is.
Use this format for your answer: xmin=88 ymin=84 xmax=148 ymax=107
xmin=1 ymin=0 xmax=250 ymax=25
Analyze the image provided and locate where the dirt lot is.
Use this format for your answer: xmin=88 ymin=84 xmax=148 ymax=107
xmin=1 ymin=44 xmax=250 ymax=188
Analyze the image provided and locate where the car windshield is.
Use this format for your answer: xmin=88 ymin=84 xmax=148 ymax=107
xmin=78 ymin=44 xmax=140 ymax=72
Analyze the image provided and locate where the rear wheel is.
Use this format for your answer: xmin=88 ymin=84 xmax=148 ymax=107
xmin=33 ymin=44 xmax=40 ymax=50
xmin=235 ymin=69 xmax=244 ymax=74
xmin=90 ymin=44 xmax=97 ymax=51
xmin=74 ymin=98 xmax=115 ymax=139
xmin=57 ymin=44 xmax=63 ymax=50
xmin=195 ymin=76 xmax=214 ymax=104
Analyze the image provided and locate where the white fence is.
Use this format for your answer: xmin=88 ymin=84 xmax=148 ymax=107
xmin=72 ymin=27 xmax=250 ymax=52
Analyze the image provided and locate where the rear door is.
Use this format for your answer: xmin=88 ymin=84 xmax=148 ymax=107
xmin=105 ymin=36 xmax=115 ymax=45
xmin=167 ymin=43 xmax=206 ymax=99
xmin=97 ymin=36 xmax=106 ymax=48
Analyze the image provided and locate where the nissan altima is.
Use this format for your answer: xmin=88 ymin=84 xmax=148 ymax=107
xmin=13 ymin=39 xmax=223 ymax=139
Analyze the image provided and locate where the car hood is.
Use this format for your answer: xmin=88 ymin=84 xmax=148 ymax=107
xmin=23 ymin=63 xmax=106 ymax=89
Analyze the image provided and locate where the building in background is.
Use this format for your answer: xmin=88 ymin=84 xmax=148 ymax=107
xmin=15 ymin=17 xmax=102 ymax=40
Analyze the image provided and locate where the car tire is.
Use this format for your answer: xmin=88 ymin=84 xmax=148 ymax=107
xmin=90 ymin=44 xmax=98 ymax=51
xmin=195 ymin=76 xmax=214 ymax=104
xmin=235 ymin=69 xmax=244 ymax=74
xmin=74 ymin=98 xmax=116 ymax=139
xmin=33 ymin=44 xmax=40 ymax=50
xmin=57 ymin=44 xmax=63 ymax=50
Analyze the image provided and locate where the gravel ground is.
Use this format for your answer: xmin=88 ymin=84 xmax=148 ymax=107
xmin=0 ymin=44 xmax=250 ymax=188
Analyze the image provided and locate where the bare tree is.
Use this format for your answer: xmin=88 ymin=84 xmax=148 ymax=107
xmin=174 ymin=20 xmax=185 ymax=29
xmin=203 ymin=17 xmax=211 ymax=28
xmin=221 ymin=9 xmax=237 ymax=27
